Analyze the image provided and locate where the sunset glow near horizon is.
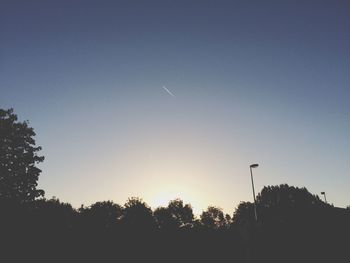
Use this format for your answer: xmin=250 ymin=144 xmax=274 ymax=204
xmin=1 ymin=1 xmax=350 ymax=215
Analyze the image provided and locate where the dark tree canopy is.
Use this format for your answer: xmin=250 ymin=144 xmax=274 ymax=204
xmin=154 ymin=199 xmax=194 ymax=230
xmin=29 ymin=197 xmax=77 ymax=229
xmin=167 ymin=199 xmax=194 ymax=227
xmin=79 ymin=201 xmax=122 ymax=229
xmin=0 ymin=108 xmax=44 ymax=203
xmin=200 ymin=206 xmax=229 ymax=229
xmin=256 ymin=184 xmax=322 ymax=209
xmin=122 ymin=197 xmax=156 ymax=230
xmin=233 ymin=185 xmax=324 ymax=225
xmin=232 ymin=201 xmax=255 ymax=225
xmin=0 ymin=108 xmax=348 ymax=263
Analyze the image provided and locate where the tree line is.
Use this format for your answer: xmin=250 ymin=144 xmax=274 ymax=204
xmin=1 ymin=108 xmax=349 ymax=263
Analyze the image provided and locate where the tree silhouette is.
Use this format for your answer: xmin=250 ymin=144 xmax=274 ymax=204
xmin=256 ymin=184 xmax=323 ymax=223
xmin=121 ymin=197 xmax=156 ymax=230
xmin=232 ymin=201 xmax=255 ymax=225
xmin=1 ymin=107 xmax=348 ymax=263
xmin=167 ymin=199 xmax=194 ymax=228
xmin=257 ymin=184 xmax=322 ymax=209
xmin=29 ymin=197 xmax=77 ymax=230
xmin=154 ymin=206 xmax=177 ymax=230
xmin=0 ymin=108 xmax=44 ymax=203
xmin=79 ymin=201 xmax=122 ymax=229
xmin=200 ymin=206 xmax=229 ymax=229
xmin=154 ymin=199 xmax=194 ymax=230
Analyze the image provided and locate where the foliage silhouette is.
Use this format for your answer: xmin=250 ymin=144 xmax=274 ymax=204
xmin=78 ymin=200 xmax=122 ymax=229
xmin=121 ymin=197 xmax=156 ymax=231
xmin=255 ymin=184 xmax=324 ymax=225
xmin=28 ymin=197 xmax=77 ymax=231
xmin=257 ymin=184 xmax=322 ymax=208
xmin=233 ymin=201 xmax=255 ymax=225
xmin=0 ymin=108 xmax=44 ymax=203
xmin=154 ymin=198 xmax=194 ymax=230
xmin=200 ymin=206 xmax=230 ymax=229
xmin=167 ymin=198 xmax=194 ymax=227
xmin=1 ymin=108 xmax=349 ymax=263
xmin=0 ymin=185 xmax=348 ymax=263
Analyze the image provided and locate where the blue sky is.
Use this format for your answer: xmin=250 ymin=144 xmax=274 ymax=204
xmin=1 ymin=0 xmax=349 ymax=214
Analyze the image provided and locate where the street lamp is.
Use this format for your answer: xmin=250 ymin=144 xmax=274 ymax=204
xmin=250 ymin=163 xmax=259 ymax=222
xmin=321 ymin=192 xmax=327 ymax=203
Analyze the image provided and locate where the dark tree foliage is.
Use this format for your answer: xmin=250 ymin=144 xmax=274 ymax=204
xmin=1 ymin=187 xmax=349 ymax=263
xmin=233 ymin=185 xmax=324 ymax=225
xmin=79 ymin=201 xmax=122 ymax=229
xmin=154 ymin=199 xmax=194 ymax=230
xmin=0 ymin=108 xmax=44 ymax=203
xmin=121 ymin=197 xmax=156 ymax=230
xmin=200 ymin=206 xmax=229 ymax=229
xmin=168 ymin=198 xmax=194 ymax=227
xmin=256 ymin=184 xmax=322 ymax=209
xmin=28 ymin=197 xmax=77 ymax=230
xmin=154 ymin=206 xmax=175 ymax=229
xmin=256 ymin=184 xmax=324 ymax=224
xmin=232 ymin=201 xmax=255 ymax=225
xmin=1 ymin=108 xmax=349 ymax=262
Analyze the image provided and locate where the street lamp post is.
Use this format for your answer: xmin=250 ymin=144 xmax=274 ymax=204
xmin=321 ymin=191 xmax=327 ymax=203
xmin=250 ymin=164 xmax=259 ymax=222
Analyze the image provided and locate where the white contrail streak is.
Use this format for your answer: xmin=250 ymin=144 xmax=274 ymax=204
xmin=162 ymin=86 xmax=176 ymax=97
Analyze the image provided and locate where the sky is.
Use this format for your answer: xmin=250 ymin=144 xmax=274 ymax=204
xmin=1 ymin=0 xmax=349 ymax=215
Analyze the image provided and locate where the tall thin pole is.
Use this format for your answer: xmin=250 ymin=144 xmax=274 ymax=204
xmin=250 ymin=166 xmax=258 ymax=222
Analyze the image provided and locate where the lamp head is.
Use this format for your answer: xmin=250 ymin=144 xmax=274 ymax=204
xmin=250 ymin=164 xmax=259 ymax=168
